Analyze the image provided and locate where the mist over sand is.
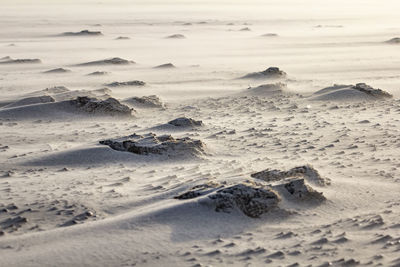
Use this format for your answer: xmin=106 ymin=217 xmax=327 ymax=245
xmin=0 ymin=0 xmax=400 ymax=266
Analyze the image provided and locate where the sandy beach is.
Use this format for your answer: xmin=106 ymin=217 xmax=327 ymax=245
xmin=0 ymin=0 xmax=400 ymax=266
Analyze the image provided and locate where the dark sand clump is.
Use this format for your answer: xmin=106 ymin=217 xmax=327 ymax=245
xmin=239 ymin=27 xmax=251 ymax=31
xmin=175 ymin=182 xmax=280 ymax=218
xmin=168 ymin=117 xmax=203 ymax=127
xmin=166 ymin=34 xmax=186 ymax=39
xmin=154 ymin=63 xmax=175 ymax=69
xmin=115 ymin=36 xmax=130 ymax=40
xmin=77 ymin=57 xmax=134 ymax=66
xmin=44 ymin=68 xmax=71 ymax=74
xmin=100 ymin=133 xmax=205 ymax=157
xmin=241 ymin=67 xmax=287 ymax=79
xmin=261 ymin=33 xmax=278 ymax=37
xmin=62 ymin=30 xmax=102 ymax=36
xmin=251 ymin=165 xmax=330 ymax=186
xmin=123 ymin=95 xmax=165 ymax=109
xmin=87 ymin=71 xmax=109 ymax=76
xmin=70 ymin=96 xmax=133 ymax=116
xmin=0 ymin=57 xmax=41 ymax=64
xmin=174 ymin=166 xmax=327 ymax=217
xmin=105 ymin=80 xmax=145 ymax=87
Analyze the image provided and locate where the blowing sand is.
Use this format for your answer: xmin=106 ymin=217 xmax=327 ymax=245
xmin=0 ymin=0 xmax=400 ymax=266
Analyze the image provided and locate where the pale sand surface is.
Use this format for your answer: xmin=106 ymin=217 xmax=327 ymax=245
xmin=0 ymin=1 xmax=400 ymax=266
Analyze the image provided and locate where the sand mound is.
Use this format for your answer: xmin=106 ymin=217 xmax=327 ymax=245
xmin=87 ymin=71 xmax=108 ymax=76
xmin=0 ymin=57 xmax=41 ymax=64
xmin=240 ymin=67 xmax=287 ymax=79
xmin=100 ymin=133 xmax=206 ymax=157
xmin=273 ymin=178 xmax=326 ymax=202
xmin=239 ymin=27 xmax=251 ymax=31
xmin=154 ymin=63 xmax=175 ymax=69
xmin=3 ymin=95 xmax=55 ymax=108
xmin=245 ymin=82 xmax=287 ymax=96
xmin=261 ymin=33 xmax=278 ymax=37
xmin=166 ymin=34 xmax=186 ymax=39
xmin=209 ymin=184 xmax=280 ymax=217
xmin=251 ymin=165 xmax=330 ymax=186
xmin=22 ymin=86 xmax=111 ymax=102
xmin=70 ymin=96 xmax=133 ymax=116
xmin=168 ymin=117 xmax=203 ymax=127
xmin=43 ymin=68 xmax=71 ymax=73
xmin=61 ymin=30 xmax=102 ymax=36
xmin=175 ymin=175 xmax=325 ymax=217
xmin=0 ymin=96 xmax=132 ymax=119
xmin=105 ymin=80 xmax=145 ymax=87
xmin=115 ymin=36 xmax=130 ymax=40
xmin=176 ymin=182 xmax=280 ymax=218
xmin=77 ymin=57 xmax=134 ymax=66
xmin=123 ymin=95 xmax=165 ymax=108
xmin=311 ymin=83 xmax=392 ymax=101
xmin=385 ymin=37 xmax=400 ymax=44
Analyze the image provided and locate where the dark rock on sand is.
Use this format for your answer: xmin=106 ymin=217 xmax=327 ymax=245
xmin=154 ymin=63 xmax=175 ymax=69
xmin=175 ymin=182 xmax=280 ymax=217
xmin=77 ymin=57 xmax=134 ymax=66
xmin=251 ymin=165 xmax=330 ymax=186
xmin=87 ymin=71 xmax=109 ymax=76
xmin=100 ymin=133 xmax=205 ymax=157
xmin=168 ymin=117 xmax=203 ymax=127
xmin=174 ymin=182 xmax=222 ymax=200
xmin=239 ymin=27 xmax=251 ymax=31
xmin=166 ymin=34 xmax=186 ymax=39
xmin=241 ymin=67 xmax=287 ymax=79
xmin=0 ymin=57 xmax=41 ymax=64
xmin=70 ymin=96 xmax=133 ymax=116
xmin=105 ymin=80 xmax=145 ymax=87
xmin=352 ymin=83 xmax=392 ymax=98
xmin=62 ymin=30 xmax=102 ymax=36
xmin=115 ymin=36 xmax=130 ymax=40
xmin=209 ymin=184 xmax=280 ymax=218
xmin=261 ymin=33 xmax=278 ymax=37
xmin=123 ymin=95 xmax=164 ymax=108
xmin=44 ymin=68 xmax=71 ymax=73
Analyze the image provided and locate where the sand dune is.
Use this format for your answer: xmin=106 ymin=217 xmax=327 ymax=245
xmin=61 ymin=30 xmax=103 ymax=36
xmin=240 ymin=67 xmax=287 ymax=80
xmin=310 ymin=83 xmax=393 ymax=101
xmin=76 ymin=57 xmax=134 ymax=66
xmin=0 ymin=57 xmax=41 ymax=64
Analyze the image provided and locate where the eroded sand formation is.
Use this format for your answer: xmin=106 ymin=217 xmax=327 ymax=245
xmin=0 ymin=57 xmax=41 ymax=64
xmin=241 ymin=67 xmax=287 ymax=79
xmin=77 ymin=57 xmax=134 ymax=66
xmin=105 ymin=80 xmax=145 ymax=87
xmin=311 ymin=83 xmax=393 ymax=101
xmin=100 ymin=133 xmax=206 ymax=157
xmin=61 ymin=30 xmax=102 ymax=36
xmin=123 ymin=95 xmax=165 ymax=108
